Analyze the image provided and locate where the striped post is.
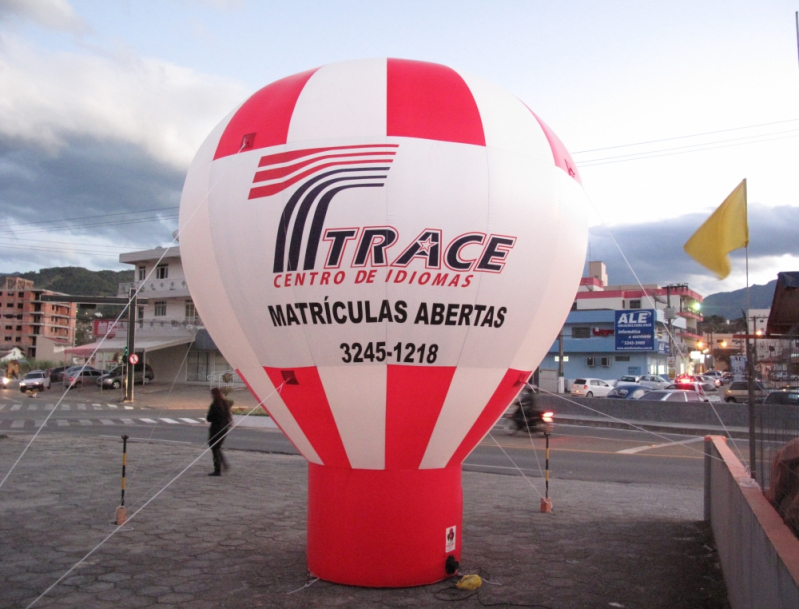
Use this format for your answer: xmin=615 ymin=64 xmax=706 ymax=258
xmin=115 ymin=435 xmax=129 ymax=525
xmin=540 ymin=432 xmax=553 ymax=512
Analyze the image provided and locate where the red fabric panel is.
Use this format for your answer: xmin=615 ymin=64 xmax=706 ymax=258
xmin=387 ymin=59 xmax=485 ymax=146
xmin=263 ymin=366 xmax=350 ymax=468
xmin=385 ymin=365 xmax=457 ymax=470
xmin=446 ymin=368 xmax=531 ymax=467
xmin=213 ymin=68 xmax=319 ymax=160
xmin=527 ymin=107 xmax=582 ymax=184
xmin=307 ymin=463 xmax=462 ymax=586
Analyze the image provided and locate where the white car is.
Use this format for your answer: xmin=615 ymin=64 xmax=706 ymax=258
xmin=19 ymin=370 xmax=51 ymax=393
xmin=570 ymin=378 xmax=614 ymax=398
xmin=636 ymin=374 xmax=671 ymax=390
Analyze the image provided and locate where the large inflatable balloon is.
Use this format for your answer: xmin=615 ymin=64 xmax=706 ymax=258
xmin=179 ymin=58 xmax=588 ymax=587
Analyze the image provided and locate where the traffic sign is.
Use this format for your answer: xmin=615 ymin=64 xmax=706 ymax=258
xmin=128 ymin=353 xmax=139 ymax=365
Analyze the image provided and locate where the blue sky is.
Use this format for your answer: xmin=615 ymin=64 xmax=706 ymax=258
xmin=1 ymin=0 xmax=798 ymax=297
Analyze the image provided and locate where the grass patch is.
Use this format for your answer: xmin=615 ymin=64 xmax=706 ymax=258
xmin=231 ymin=406 xmax=270 ymax=417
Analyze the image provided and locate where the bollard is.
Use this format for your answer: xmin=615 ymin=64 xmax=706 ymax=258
xmin=540 ymin=432 xmax=553 ymax=513
xmin=115 ymin=435 xmax=129 ymax=525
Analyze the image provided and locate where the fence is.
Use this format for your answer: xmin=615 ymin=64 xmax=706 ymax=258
xmin=207 ymin=370 xmax=246 ymax=391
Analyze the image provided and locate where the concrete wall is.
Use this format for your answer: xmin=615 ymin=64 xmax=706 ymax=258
xmin=144 ymin=345 xmax=188 ymax=386
xmin=705 ymin=436 xmax=799 ymax=609
xmin=537 ymin=394 xmax=766 ymax=428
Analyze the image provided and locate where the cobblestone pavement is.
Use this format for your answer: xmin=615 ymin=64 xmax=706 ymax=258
xmin=0 ymin=433 xmax=729 ymax=608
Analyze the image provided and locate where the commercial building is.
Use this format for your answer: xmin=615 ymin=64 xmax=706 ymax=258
xmin=67 ymin=246 xmax=230 ymax=384
xmin=539 ymin=262 xmax=704 ymax=387
xmin=0 ymin=277 xmax=77 ymax=360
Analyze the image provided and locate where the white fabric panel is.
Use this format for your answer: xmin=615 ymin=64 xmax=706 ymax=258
xmin=179 ymin=118 xmax=322 ymax=464
xmin=317 ymin=365 xmax=387 ymax=469
xmin=419 ymin=367 xmax=507 ymax=469
xmin=457 ymin=69 xmax=552 ymax=161
xmin=510 ymin=173 xmax=589 ymax=370
xmin=288 ymin=58 xmax=387 ymax=142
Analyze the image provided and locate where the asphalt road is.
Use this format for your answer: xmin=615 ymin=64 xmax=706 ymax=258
xmin=0 ymin=388 xmax=727 ymax=489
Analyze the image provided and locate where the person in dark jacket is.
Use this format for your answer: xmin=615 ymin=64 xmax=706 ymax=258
xmin=206 ymin=387 xmax=232 ymax=476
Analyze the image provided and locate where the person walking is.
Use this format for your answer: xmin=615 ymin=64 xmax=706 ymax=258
xmin=206 ymin=387 xmax=232 ymax=476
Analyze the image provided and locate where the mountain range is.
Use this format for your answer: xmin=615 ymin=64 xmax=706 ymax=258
xmin=701 ymin=280 xmax=777 ymax=321
xmin=1 ymin=266 xmax=776 ymax=321
xmin=0 ymin=267 xmax=134 ymax=297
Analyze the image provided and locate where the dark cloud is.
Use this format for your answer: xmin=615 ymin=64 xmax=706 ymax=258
xmin=588 ymin=203 xmax=799 ymax=288
xmin=0 ymin=135 xmax=182 ymax=271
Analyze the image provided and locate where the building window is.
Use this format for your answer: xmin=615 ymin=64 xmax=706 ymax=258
xmin=554 ymin=355 xmax=569 ymax=362
xmin=587 ymin=357 xmax=596 ymax=366
xmin=138 ymin=266 xmax=146 ymax=281
xmin=17 ymin=303 xmax=23 ymax=309
xmin=16 ymin=326 xmax=21 ymax=331
xmin=4 ymin=325 xmax=10 ymax=330
xmin=154 ymin=301 xmax=167 ymax=317
xmin=185 ymin=300 xmax=197 ymax=320
xmin=615 ymin=355 xmax=630 ymax=362
xmin=572 ymin=327 xmax=590 ymax=339
xmin=600 ymin=356 xmax=611 ymax=367
xmin=15 ymin=337 xmax=21 ymax=342
xmin=571 ymin=301 xmax=578 ymax=311
xmin=630 ymin=299 xmax=641 ymax=309
xmin=156 ymin=264 xmax=168 ymax=279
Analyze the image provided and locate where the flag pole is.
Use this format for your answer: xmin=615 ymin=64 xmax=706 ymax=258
xmin=745 ymin=244 xmax=756 ymax=479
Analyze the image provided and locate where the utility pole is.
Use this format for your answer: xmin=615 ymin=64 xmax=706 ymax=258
xmin=41 ymin=293 xmax=148 ymax=403
xmin=558 ymin=330 xmax=565 ymax=393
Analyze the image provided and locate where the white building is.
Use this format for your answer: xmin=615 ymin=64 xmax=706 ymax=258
xmin=70 ymin=246 xmax=232 ymax=384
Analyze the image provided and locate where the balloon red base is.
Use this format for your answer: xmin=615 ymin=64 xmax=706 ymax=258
xmin=307 ymin=463 xmax=463 ymax=587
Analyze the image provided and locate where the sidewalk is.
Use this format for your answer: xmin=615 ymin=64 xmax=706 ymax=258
xmin=0 ymin=433 xmax=729 ymax=608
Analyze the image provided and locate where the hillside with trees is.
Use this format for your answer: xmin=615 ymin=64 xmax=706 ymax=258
xmin=0 ymin=267 xmax=133 ymax=297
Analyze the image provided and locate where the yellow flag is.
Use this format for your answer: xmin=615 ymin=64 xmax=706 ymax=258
xmin=683 ymin=179 xmax=749 ymax=279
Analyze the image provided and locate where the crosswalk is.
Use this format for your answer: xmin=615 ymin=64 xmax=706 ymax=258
xmin=0 ymin=416 xmax=207 ymax=429
xmin=0 ymin=402 xmax=137 ymax=412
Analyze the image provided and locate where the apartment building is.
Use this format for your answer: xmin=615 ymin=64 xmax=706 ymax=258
xmin=0 ymin=277 xmax=77 ymax=360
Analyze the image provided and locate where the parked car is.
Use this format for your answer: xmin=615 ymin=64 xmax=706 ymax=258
xmin=97 ymin=363 xmax=155 ymax=389
xmin=19 ymin=370 xmax=51 ymax=393
xmin=48 ymin=366 xmax=69 ymax=383
xmin=665 ymin=382 xmax=721 ymax=402
xmin=637 ymin=374 xmax=671 ymax=390
xmin=607 ymin=383 xmax=650 ymax=400
xmin=637 ymin=390 xmax=707 ymax=402
xmin=724 ymin=381 xmax=768 ymax=403
xmin=697 ymin=374 xmax=722 ymax=387
xmin=570 ymin=378 xmax=614 ymax=398
xmin=64 ymin=366 xmax=104 ymax=388
xmin=763 ymin=390 xmax=799 ymax=405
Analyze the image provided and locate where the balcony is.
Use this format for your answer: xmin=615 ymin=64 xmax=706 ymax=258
xmin=118 ymin=279 xmax=191 ymax=299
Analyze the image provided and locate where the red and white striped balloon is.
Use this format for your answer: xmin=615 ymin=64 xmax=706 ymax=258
xmin=179 ymin=58 xmax=588 ymax=587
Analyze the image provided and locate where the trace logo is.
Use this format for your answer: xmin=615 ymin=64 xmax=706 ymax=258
xmin=248 ymin=144 xmax=398 ymax=273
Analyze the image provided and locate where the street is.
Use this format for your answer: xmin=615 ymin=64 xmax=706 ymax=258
xmin=0 ymin=386 xmax=724 ymax=490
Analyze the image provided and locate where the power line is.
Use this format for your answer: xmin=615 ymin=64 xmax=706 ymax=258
xmin=0 ymin=206 xmax=179 ymax=229
xmin=0 ymin=214 xmax=179 ymax=236
xmin=576 ymin=131 xmax=799 ymax=167
xmin=571 ymin=118 xmax=799 ymax=155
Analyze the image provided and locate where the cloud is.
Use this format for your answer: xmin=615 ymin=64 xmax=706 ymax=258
xmin=588 ymin=203 xmax=799 ymax=296
xmin=0 ymin=0 xmax=89 ymax=34
xmin=0 ymin=35 xmax=248 ymax=169
xmin=0 ymin=34 xmax=249 ymax=272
